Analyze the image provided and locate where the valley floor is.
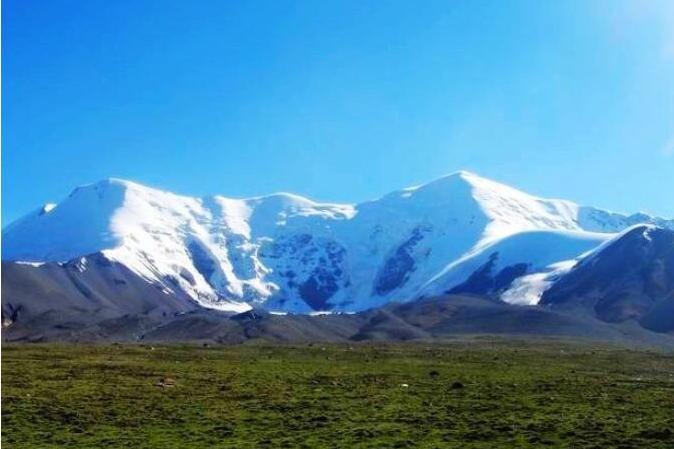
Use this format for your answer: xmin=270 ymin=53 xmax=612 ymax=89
xmin=2 ymin=340 xmax=674 ymax=448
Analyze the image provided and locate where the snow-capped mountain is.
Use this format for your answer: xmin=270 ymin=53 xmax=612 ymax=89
xmin=3 ymin=171 xmax=673 ymax=313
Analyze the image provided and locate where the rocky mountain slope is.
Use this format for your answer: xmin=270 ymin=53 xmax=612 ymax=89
xmin=541 ymin=225 xmax=674 ymax=333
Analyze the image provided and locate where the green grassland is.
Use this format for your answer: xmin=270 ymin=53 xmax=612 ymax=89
xmin=2 ymin=340 xmax=674 ymax=448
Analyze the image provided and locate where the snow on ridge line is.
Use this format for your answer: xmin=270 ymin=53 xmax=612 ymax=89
xmin=572 ymin=223 xmax=659 ymax=267
xmin=6 ymin=172 xmax=671 ymax=240
xmin=80 ymin=177 xmax=357 ymax=212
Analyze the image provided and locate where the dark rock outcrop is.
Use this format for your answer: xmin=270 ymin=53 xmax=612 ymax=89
xmin=541 ymin=226 xmax=674 ymax=333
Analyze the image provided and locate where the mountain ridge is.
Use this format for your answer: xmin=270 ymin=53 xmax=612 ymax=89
xmin=3 ymin=171 xmax=673 ymax=315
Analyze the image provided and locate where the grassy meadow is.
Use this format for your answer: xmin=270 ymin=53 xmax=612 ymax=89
xmin=2 ymin=340 xmax=674 ymax=448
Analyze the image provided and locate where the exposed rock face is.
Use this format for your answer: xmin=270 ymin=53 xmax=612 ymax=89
xmin=374 ymin=226 xmax=428 ymax=296
xmin=541 ymin=226 xmax=674 ymax=333
xmin=1 ymin=255 xmax=199 ymax=341
xmin=259 ymin=234 xmax=349 ymax=311
xmin=447 ymin=252 xmax=529 ymax=296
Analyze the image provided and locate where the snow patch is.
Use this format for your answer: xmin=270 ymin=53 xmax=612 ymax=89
xmin=500 ymin=259 xmax=577 ymax=305
xmin=14 ymin=261 xmax=46 ymax=267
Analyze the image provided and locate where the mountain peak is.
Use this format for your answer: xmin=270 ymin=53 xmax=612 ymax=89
xmin=403 ymin=170 xmax=481 ymax=191
xmin=439 ymin=169 xmax=480 ymax=180
xmin=406 ymin=170 xmax=529 ymax=202
xmin=69 ymin=177 xmax=166 ymax=197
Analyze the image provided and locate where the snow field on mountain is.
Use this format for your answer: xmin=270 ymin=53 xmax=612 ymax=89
xmin=3 ymin=172 xmax=671 ymax=312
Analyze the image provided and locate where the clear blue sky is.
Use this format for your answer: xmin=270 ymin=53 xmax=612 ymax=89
xmin=3 ymin=0 xmax=673 ymax=225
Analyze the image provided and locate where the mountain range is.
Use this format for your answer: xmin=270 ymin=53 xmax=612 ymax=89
xmin=2 ymin=171 xmax=673 ymax=344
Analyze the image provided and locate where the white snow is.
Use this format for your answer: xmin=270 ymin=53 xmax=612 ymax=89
xmin=14 ymin=261 xmax=46 ymax=267
xmin=499 ymin=224 xmax=662 ymax=305
xmin=419 ymin=229 xmax=610 ymax=298
xmin=3 ymin=172 xmax=671 ymax=313
xmin=500 ymin=259 xmax=578 ymax=305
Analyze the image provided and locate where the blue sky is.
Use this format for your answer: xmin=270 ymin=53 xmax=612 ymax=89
xmin=3 ymin=0 xmax=673 ymax=225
